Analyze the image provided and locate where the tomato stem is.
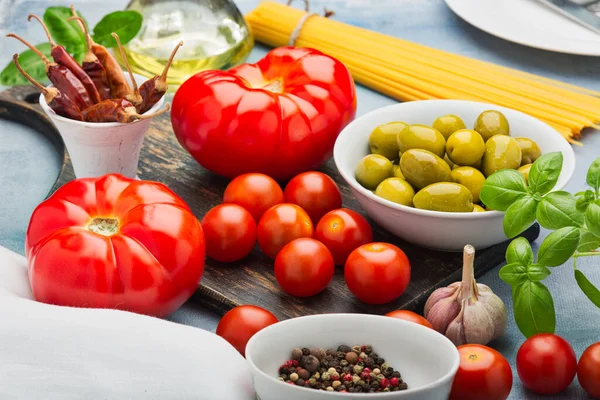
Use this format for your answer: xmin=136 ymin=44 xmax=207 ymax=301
xmin=87 ymin=217 xmax=120 ymax=236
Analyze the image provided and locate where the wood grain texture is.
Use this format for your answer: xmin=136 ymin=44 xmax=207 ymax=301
xmin=1 ymin=85 xmax=539 ymax=320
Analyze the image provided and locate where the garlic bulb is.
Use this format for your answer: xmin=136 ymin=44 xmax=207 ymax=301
xmin=424 ymin=244 xmax=507 ymax=346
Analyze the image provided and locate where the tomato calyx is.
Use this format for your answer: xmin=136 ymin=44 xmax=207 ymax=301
xmin=261 ymin=79 xmax=284 ymax=93
xmin=87 ymin=217 xmax=120 ymax=237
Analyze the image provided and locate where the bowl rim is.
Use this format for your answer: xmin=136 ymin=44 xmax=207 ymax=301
xmin=245 ymin=313 xmax=461 ymax=398
xmin=333 ymin=99 xmax=576 ymax=220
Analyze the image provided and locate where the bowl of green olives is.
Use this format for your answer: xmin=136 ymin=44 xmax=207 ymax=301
xmin=333 ymin=100 xmax=575 ymax=251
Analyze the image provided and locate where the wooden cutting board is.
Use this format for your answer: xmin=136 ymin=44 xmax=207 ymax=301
xmin=1 ymin=85 xmax=539 ymax=320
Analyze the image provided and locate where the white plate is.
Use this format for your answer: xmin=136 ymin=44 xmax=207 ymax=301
xmin=444 ymin=0 xmax=600 ymax=56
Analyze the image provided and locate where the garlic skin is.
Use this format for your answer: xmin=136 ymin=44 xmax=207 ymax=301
xmin=424 ymin=245 xmax=507 ymax=346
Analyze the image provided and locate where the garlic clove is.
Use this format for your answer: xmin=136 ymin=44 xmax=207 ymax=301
xmin=462 ymin=299 xmax=497 ymax=345
xmin=424 ymin=284 xmax=458 ymax=316
xmin=477 ymin=284 xmax=507 ymax=339
xmin=425 ymin=289 xmax=461 ymax=334
xmin=445 ymin=300 xmax=467 ymax=346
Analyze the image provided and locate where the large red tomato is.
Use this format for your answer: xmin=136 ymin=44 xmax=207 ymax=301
xmin=344 ymin=243 xmax=410 ymax=305
xmin=450 ymin=345 xmax=513 ymax=400
xmin=283 ymin=171 xmax=342 ymax=224
xmin=223 ymin=173 xmax=284 ymax=222
xmin=257 ymin=203 xmax=314 ymax=259
xmin=201 ymin=204 xmax=256 ymax=263
xmin=274 ymin=238 xmax=335 ymax=297
xmin=578 ymin=342 xmax=600 ymax=398
xmin=516 ymin=333 xmax=577 ymax=395
xmin=216 ymin=305 xmax=278 ymax=357
xmin=171 ymin=46 xmax=357 ymax=180
xmin=25 ymin=174 xmax=205 ymax=317
xmin=385 ymin=310 xmax=433 ymax=329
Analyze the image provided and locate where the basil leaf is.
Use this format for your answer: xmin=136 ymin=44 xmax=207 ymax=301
xmin=504 ymin=196 xmax=539 ymax=238
xmin=500 ymin=263 xmax=527 ymax=285
xmin=480 ymin=169 xmax=528 ymax=211
xmin=537 ymin=227 xmax=580 ymax=267
xmin=513 ymin=280 xmax=556 ymax=338
xmin=577 ymin=190 xmax=597 ymax=213
xmin=587 ymin=157 xmax=600 ymax=192
xmin=92 ymin=11 xmax=142 ymax=47
xmin=44 ymin=7 xmax=86 ymax=56
xmin=578 ymin=229 xmax=600 ymax=252
xmin=528 ymin=152 xmax=563 ymax=195
xmin=586 ymin=203 xmax=600 ymax=238
xmin=506 ymin=237 xmax=534 ymax=266
xmin=536 ymin=191 xmax=584 ymax=229
xmin=527 ymin=264 xmax=551 ymax=282
xmin=574 ymin=269 xmax=600 ymax=308
xmin=0 ymin=43 xmax=52 ymax=86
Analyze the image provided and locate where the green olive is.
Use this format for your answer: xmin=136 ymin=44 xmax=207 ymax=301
xmin=369 ymin=122 xmax=406 ymax=160
xmin=432 ymin=114 xmax=467 ymax=140
xmin=518 ymin=164 xmax=532 ymax=184
xmin=472 ymin=204 xmax=486 ymax=212
xmin=397 ymin=124 xmax=446 ymax=158
xmin=474 ymin=110 xmax=510 ymax=141
xmin=355 ymin=154 xmax=394 ymax=190
xmin=482 ymin=135 xmax=522 ymax=177
xmin=413 ymin=182 xmax=474 ymax=212
xmin=393 ymin=164 xmax=405 ymax=179
xmin=375 ymin=178 xmax=415 ymax=206
xmin=400 ymin=149 xmax=452 ymax=190
xmin=446 ymin=129 xmax=485 ymax=167
xmin=450 ymin=167 xmax=485 ymax=203
xmin=515 ymin=137 xmax=542 ymax=165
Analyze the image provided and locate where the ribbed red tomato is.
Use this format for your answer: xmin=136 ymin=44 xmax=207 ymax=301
xmin=283 ymin=171 xmax=342 ymax=224
xmin=385 ymin=310 xmax=433 ymax=329
xmin=25 ymin=174 xmax=205 ymax=317
xmin=216 ymin=305 xmax=278 ymax=357
xmin=257 ymin=203 xmax=314 ymax=259
xmin=201 ymin=204 xmax=256 ymax=263
xmin=578 ymin=342 xmax=600 ymax=398
xmin=223 ymin=173 xmax=284 ymax=222
xmin=171 ymin=46 xmax=356 ymax=180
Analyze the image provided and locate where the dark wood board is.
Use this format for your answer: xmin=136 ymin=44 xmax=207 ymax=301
xmin=1 ymin=85 xmax=540 ymax=320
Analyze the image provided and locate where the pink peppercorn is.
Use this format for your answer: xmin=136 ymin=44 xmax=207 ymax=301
xmin=363 ymin=368 xmax=371 ymax=375
xmin=287 ymin=381 xmax=295 ymax=385
xmin=343 ymin=373 xmax=353 ymax=382
xmin=360 ymin=371 xmax=370 ymax=381
xmin=284 ymin=360 xmax=293 ymax=368
xmin=291 ymin=360 xmax=299 ymax=367
xmin=390 ymin=377 xmax=399 ymax=387
xmin=380 ymin=377 xmax=390 ymax=389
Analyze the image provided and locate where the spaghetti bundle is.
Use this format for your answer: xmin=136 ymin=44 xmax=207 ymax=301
xmin=245 ymin=2 xmax=600 ymax=144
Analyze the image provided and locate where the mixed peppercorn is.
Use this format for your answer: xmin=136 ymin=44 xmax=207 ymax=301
xmin=278 ymin=345 xmax=408 ymax=393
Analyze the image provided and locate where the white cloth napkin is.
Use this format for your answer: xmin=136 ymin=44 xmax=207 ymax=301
xmin=0 ymin=245 xmax=256 ymax=400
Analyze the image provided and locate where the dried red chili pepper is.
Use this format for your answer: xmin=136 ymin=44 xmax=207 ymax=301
xmin=7 ymin=33 xmax=93 ymax=111
xmin=12 ymin=53 xmax=84 ymax=121
xmin=68 ymin=15 xmax=111 ymax=101
xmin=137 ymin=41 xmax=183 ymax=114
xmin=111 ymin=32 xmax=142 ymax=107
xmin=28 ymin=14 xmax=101 ymax=104
xmin=83 ymin=99 xmax=171 ymax=123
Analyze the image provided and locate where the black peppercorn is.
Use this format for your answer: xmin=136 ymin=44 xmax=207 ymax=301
xmin=310 ymin=348 xmax=326 ymax=360
xmin=326 ymin=348 xmax=337 ymax=357
xmin=296 ymin=378 xmax=305 ymax=386
xmin=364 ymin=357 xmax=374 ymax=369
xmin=391 ymin=371 xmax=401 ymax=378
xmin=302 ymin=348 xmax=310 ymax=356
xmin=321 ymin=360 xmax=330 ymax=369
xmin=362 ymin=345 xmax=373 ymax=355
xmin=279 ymin=366 xmax=289 ymax=375
xmin=370 ymin=353 xmax=379 ymax=360
xmin=361 ymin=383 xmax=371 ymax=392
xmin=376 ymin=358 xmax=385 ymax=365
xmin=337 ymin=345 xmax=352 ymax=353
xmin=291 ymin=348 xmax=303 ymax=361
xmin=371 ymin=382 xmax=381 ymax=390
xmin=304 ymin=355 xmax=320 ymax=373
xmin=384 ymin=367 xmax=394 ymax=377
xmin=399 ymin=382 xmax=408 ymax=390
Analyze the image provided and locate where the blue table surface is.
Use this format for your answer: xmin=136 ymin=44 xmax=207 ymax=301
xmin=2 ymin=1 xmax=600 ymax=398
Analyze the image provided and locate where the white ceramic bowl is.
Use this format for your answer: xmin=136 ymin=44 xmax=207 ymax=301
xmin=334 ymin=100 xmax=575 ymax=251
xmin=246 ymin=314 xmax=459 ymax=400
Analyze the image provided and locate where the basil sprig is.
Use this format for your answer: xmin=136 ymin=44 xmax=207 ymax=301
xmin=1 ymin=7 xmax=143 ymax=86
xmin=482 ymin=153 xmax=600 ymax=338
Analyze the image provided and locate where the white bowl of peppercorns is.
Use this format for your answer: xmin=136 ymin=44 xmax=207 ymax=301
xmin=245 ymin=313 xmax=459 ymax=400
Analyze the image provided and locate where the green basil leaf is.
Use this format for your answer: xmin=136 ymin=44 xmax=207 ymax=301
xmin=500 ymin=263 xmax=527 ymax=285
xmin=513 ymin=280 xmax=556 ymax=338
xmin=577 ymin=190 xmax=597 ymax=213
xmin=504 ymin=196 xmax=539 ymax=238
xmin=0 ymin=43 xmax=52 ymax=86
xmin=574 ymin=269 xmax=600 ymax=308
xmin=528 ymin=152 xmax=563 ymax=195
xmin=579 ymin=229 xmax=600 ymax=252
xmin=506 ymin=237 xmax=534 ymax=266
xmin=586 ymin=203 xmax=600 ymax=238
xmin=536 ymin=191 xmax=584 ymax=229
xmin=587 ymin=157 xmax=600 ymax=192
xmin=480 ymin=169 xmax=528 ymax=211
xmin=527 ymin=264 xmax=551 ymax=282
xmin=44 ymin=7 xmax=86 ymax=56
xmin=537 ymin=226 xmax=580 ymax=267
xmin=92 ymin=11 xmax=142 ymax=47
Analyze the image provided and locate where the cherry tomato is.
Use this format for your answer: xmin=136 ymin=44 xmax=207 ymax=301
xmin=314 ymin=208 xmax=373 ymax=266
xmin=274 ymin=238 xmax=335 ymax=297
xmin=283 ymin=172 xmax=342 ymax=224
xmin=516 ymin=333 xmax=577 ymax=395
xmin=578 ymin=342 xmax=600 ymax=398
xmin=257 ymin=203 xmax=314 ymax=259
xmin=450 ymin=344 xmax=513 ymax=400
xmin=201 ymin=204 xmax=256 ymax=263
xmin=216 ymin=305 xmax=278 ymax=357
xmin=223 ymin=173 xmax=284 ymax=222
xmin=344 ymin=242 xmax=410 ymax=305
xmin=385 ymin=310 xmax=433 ymax=329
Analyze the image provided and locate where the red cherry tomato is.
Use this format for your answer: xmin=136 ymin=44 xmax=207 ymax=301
xmin=216 ymin=305 xmax=278 ymax=357
xmin=578 ymin=342 xmax=600 ymax=398
xmin=274 ymin=238 xmax=335 ymax=297
xmin=385 ymin=310 xmax=433 ymax=329
xmin=344 ymin=242 xmax=410 ymax=305
xmin=223 ymin=173 xmax=284 ymax=222
xmin=257 ymin=203 xmax=314 ymax=259
xmin=283 ymin=172 xmax=342 ymax=224
xmin=516 ymin=333 xmax=577 ymax=395
xmin=314 ymin=208 xmax=373 ymax=266
xmin=201 ymin=204 xmax=256 ymax=263
xmin=450 ymin=344 xmax=513 ymax=400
